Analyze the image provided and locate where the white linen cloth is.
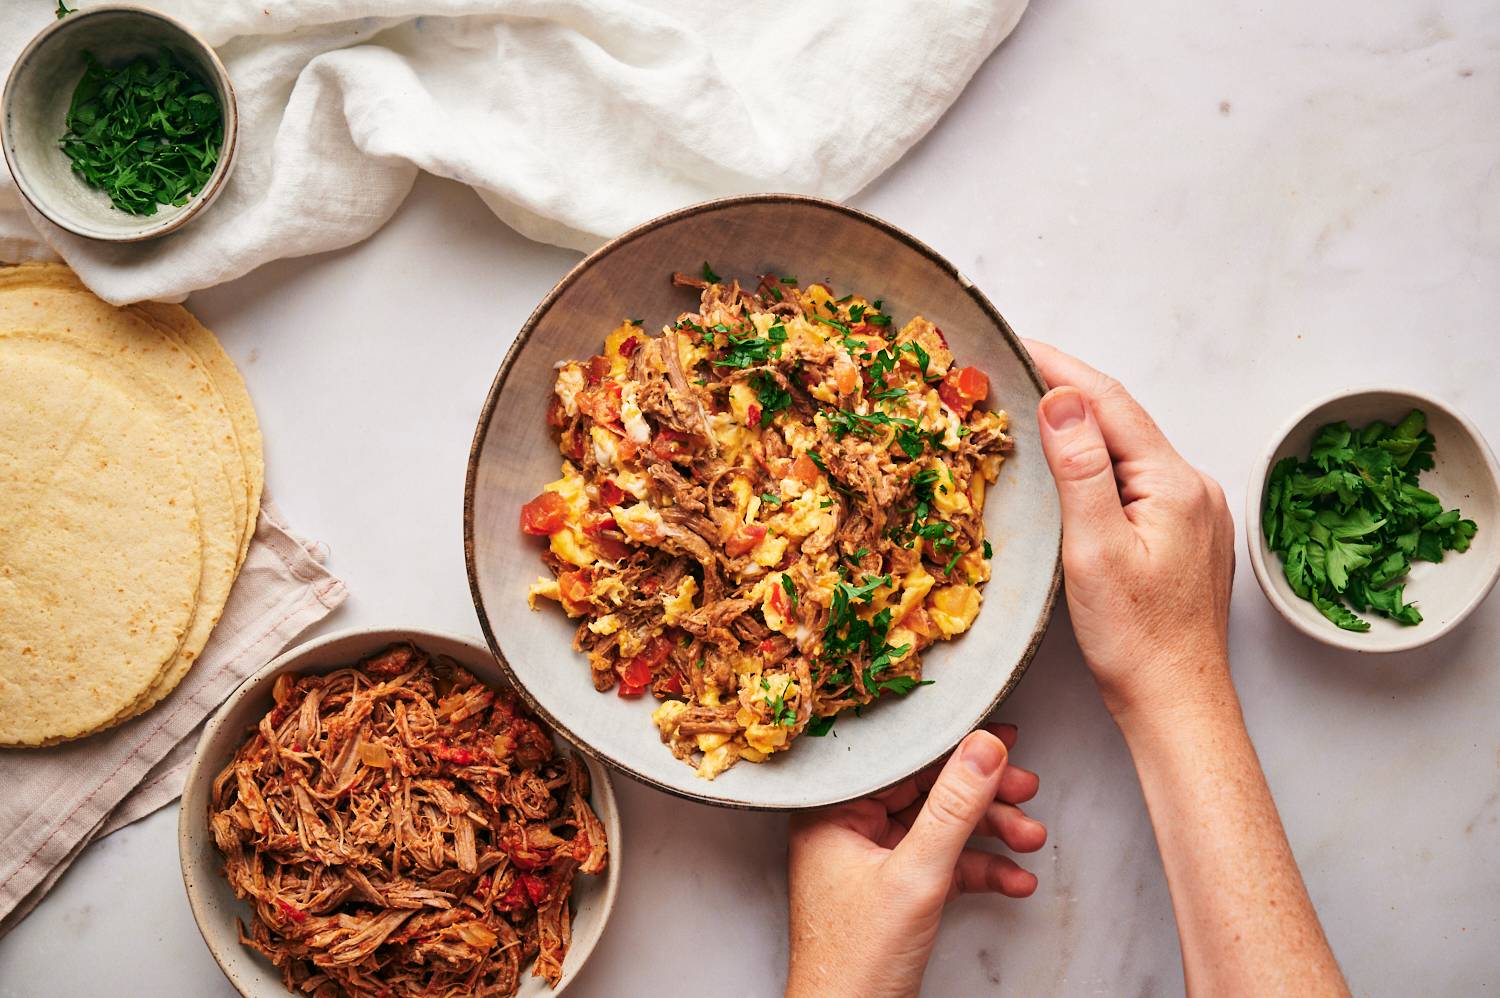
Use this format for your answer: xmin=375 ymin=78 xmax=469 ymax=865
xmin=0 ymin=498 xmax=348 ymax=937
xmin=0 ymin=0 xmax=1027 ymax=304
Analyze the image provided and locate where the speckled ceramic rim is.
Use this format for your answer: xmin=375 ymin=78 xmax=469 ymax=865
xmin=1245 ymin=386 xmax=1500 ymax=654
xmin=463 ymin=192 xmax=1063 ymax=811
xmin=177 ymin=625 xmax=622 ymax=997
xmin=1 ymin=3 xmax=238 ymax=242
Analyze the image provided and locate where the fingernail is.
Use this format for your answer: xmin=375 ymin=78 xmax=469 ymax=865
xmin=962 ymin=734 xmax=1005 ymax=777
xmin=1041 ymin=389 xmax=1086 ymax=431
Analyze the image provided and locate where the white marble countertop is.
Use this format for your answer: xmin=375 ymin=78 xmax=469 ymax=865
xmin=3 ymin=1 xmax=1497 ymax=994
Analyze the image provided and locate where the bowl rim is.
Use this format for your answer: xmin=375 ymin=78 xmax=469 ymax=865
xmin=1244 ymin=384 xmax=1500 ymax=653
xmin=176 ymin=624 xmax=622 ymax=998
xmin=1 ymin=2 xmax=239 ymax=243
xmin=462 ymin=191 xmax=1062 ymax=810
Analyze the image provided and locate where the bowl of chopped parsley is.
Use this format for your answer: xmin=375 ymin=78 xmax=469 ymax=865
xmin=1248 ymin=388 xmax=1500 ymax=653
xmin=2 ymin=3 xmax=237 ymax=242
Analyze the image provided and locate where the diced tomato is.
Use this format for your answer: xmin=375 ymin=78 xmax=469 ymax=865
xmin=619 ymin=335 xmax=641 ymax=357
xmin=616 ymin=434 xmax=640 ymax=462
xmin=725 ymin=523 xmax=767 ymax=558
xmin=519 ymin=492 xmax=568 ymax=536
xmin=577 ymin=380 xmax=622 ymax=424
xmin=768 ymin=581 xmax=789 ymax=618
xmin=758 ymin=638 xmax=778 ymax=654
xmin=790 ymin=454 xmax=819 ymax=487
xmin=652 ymin=428 xmax=690 ymax=462
xmin=561 ymin=427 xmax=586 ymax=461
xmin=657 ymin=674 xmax=684 ymax=696
xmin=558 ymin=569 xmax=593 ymax=613
xmin=275 ymin=899 xmax=307 ymax=924
xmin=545 ymin=394 xmax=568 ymax=428
xmin=618 ymin=636 xmax=671 ymax=694
xmin=938 ymin=366 xmax=989 ymax=415
xmin=598 ymin=479 xmax=627 ymax=507
xmin=747 ymin=403 xmax=762 ymax=427
xmin=582 ymin=510 xmax=617 ymax=536
xmin=585 ymin=355 xmax=610 ymax=385
xmin=591 ymin=534 xmax=633 ymax=563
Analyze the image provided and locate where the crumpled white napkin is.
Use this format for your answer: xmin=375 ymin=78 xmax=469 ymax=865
xmin=0 ymin=0 xmax=1027 ymax=305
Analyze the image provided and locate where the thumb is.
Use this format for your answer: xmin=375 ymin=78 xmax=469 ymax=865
xmin=1037 ymin=387 xmax=1129 ymax=543
xmin=891 ymin=731 xmax=1008 ymax=879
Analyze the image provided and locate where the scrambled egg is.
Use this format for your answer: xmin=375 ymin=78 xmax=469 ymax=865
xmin=525 ymin=273 xmax=1012 ymax=782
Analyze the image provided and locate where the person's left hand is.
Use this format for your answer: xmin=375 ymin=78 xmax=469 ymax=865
xmin=785 ymin=724 xmax=1046 ymax=998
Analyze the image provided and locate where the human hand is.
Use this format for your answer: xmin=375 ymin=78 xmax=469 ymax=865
xmin=785 ymin=725 xmax=1045 ymax=998
xmin=1025 ymin=340 xmax=1236 ymax=721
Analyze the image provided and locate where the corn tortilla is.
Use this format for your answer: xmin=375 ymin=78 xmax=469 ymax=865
xmin=0 ymin=351 xmax=202 ymax=746
xmin=0 ymin=264 xmax=260 ymax=731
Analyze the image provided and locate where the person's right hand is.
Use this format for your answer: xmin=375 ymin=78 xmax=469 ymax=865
xmin=1024 ymin=341 xmax=1236 ymax=722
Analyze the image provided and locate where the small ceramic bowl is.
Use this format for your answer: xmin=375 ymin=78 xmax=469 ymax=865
xmin=179 ymin=627 xmax=620 ymax=997
xmin=1247 ymin=388 xmax=1500 ymax=653
xmin=2 ymin=4 xmax=237 ymax=242
xmin=465 ymin=193 xmax=1062 ymax=810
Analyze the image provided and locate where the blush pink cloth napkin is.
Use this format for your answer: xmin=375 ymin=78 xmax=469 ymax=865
xmin=0 ymin=497 xmax=347 ymax=937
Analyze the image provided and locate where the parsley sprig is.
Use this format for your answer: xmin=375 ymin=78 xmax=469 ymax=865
xmin=60 ymin=50 xmax=223 ymax=216
xmin=1262 ymin=410 xmax=1477 ymax=631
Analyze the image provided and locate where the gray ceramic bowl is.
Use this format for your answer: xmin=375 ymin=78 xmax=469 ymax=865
xmin=179 ymin=627 xmax=621 ymax=997
xmin=1247 ymin=388 xmax=1500 ymax=653
xmin=2 ymin=4 xmax=237 ymax=242
xmin=465 ymin=194 xmax=1062 ymax=810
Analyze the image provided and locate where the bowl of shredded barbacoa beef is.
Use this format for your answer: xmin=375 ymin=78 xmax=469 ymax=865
xmin=465 ymin=194 xmax=1062 ymax=810
xmin=180 ymin=628 xmax=620 ymax=998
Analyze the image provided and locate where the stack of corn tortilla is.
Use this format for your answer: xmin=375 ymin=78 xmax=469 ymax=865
xmin=0 ymin=263 xmax=263 ymax=746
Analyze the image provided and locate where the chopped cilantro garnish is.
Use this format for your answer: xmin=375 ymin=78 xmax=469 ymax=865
xmin=982 ymin=539 xmax=993 ymax=559
xmin=806 ymin=715 xmax=837 ymax=737
xmin=1262 ymin=409 xmax=1476 ymax=630
xmin=701 ymin=261 xmax=721 ymax=283
xmin=780 ymin=574 xmax=798 ymax=611
xmin=867 ymin=313 xmax=892 ymax=327
xmin=59 ymin=50 xmax=224 ymax=216
xmin=813 ymin=315 xmax=851 ymax=335
xmin=780 ymin=275 xmax=798 ymax=285
xmin=760 ymin=492 xmax=782 ymax=506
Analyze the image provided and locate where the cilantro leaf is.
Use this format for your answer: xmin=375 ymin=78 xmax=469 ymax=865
xmin=1261 ymin=409 xmax=1476 ymax=630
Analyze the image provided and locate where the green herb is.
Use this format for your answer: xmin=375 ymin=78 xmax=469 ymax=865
xmin=56 ymin=0 xmax=74 ymax=17
xmin=806 ymin=714 xmax=837 ymax=737
xmin=982 ymin=539 xmax=993 ymax=559
xmin=628 ymin=318 xmax=643 ymax=326
xmin=813 ymin=315 xmax=850 ymax=336
xmin=761 ymin=678 xmax=798 ymax=727
xmin=769 ymin=286 xmax=783 ymax=302
xmin=750 ymin=371 xmax=792 ymax=426
xmin=819 ymin=499 xmax=835 ymax=509
xmin=780 ymin=275 xmax=798 ymax=285
xmin=780 ymin=574 xmax=798 ymax=611
xmin=717 ymin=330 xmax=782 ymax=368
xmin=849 ymin=304 xmax=867 ymax=323
xmin=806 ymin=450 xmax=827 ymax=472
xmin=867 ymin=313 xmax=892 ymax=327
xmin=59 ymin=50 xmax=223 ymax=216
xmin=877 ymin=675 xmax=933 ymax=696
xmin=1262 ymin=410 xmax=1476 ymax=631
xmin=701 ymin=261 xmax=721 ymax=283
xmin=760 ymin=492 xmax=782 ymax=507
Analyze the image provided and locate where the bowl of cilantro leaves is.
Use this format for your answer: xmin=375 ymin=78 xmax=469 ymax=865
xmin=1248 ymin=388 xmax=1500 ymax=653
xmin=2 ymin=3 xmax=236 ymax=242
